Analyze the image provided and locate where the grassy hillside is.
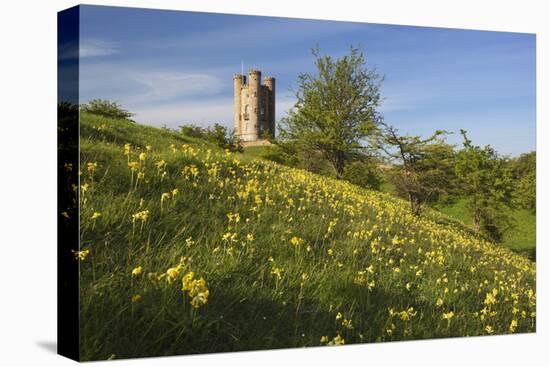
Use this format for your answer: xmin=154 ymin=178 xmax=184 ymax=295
xmin=75 ymin=113 xmax=536 ymax=360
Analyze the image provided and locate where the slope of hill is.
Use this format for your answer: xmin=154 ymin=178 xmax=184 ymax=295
xmin=75 ymin=113 xmax=536 ymax=360
xmin=436 ymin=198 xmax=536 ymax=258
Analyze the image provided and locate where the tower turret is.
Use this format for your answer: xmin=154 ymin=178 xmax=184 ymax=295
xmin=244 ymin=69 xmax=261 ymax=141
xmin=263 ymin=76 xmax=276 ymax=136
xmin=233 ymin=74 xmax=244 ymax=135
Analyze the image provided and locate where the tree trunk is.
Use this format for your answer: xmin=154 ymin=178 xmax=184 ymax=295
xmin=473 ymin=209 xmax=482 ymax=232
xmin=331 ymin=152 xmax=345 ymax=179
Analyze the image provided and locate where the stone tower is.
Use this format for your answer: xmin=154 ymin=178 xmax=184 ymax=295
xmin=234 ymin=69 xmax=275 ymax=143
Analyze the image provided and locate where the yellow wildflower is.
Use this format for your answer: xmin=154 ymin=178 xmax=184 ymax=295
xmin=181 ymin=272 xmax=194 ymax=291
xmin=442 ymin=311 xmax=454 ymax=320
xmin=155 ymin=160 xmax=166 ymax=170
xmin=87 ymin=162 xmax=98 ymax=174
xmin=166 ymin=266 xmax=182 ymax=283
xmin=509 ymin=319 xmax=518 ymax=332
xmin=290 ymin=236 xmax=304 ymax=246
xmin=328 ymin=334 xmax=345 ymax=346
xmin=271 ymin=266 xmax=283 ymax=280
xmin=128 ymin=161 xmax=139 ymax=171
xmin=131 ymin=210 xmax=149 ymax=223
xmin=73 ymin=249 xmax=90 ymax=261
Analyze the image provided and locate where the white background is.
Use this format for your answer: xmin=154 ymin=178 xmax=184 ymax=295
xmin=0 ymin=0 xmax=547 ymax=365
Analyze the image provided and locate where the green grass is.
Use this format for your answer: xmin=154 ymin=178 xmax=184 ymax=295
xmin=436 ymin=199 xmax=535 ymax=256
xmin=243 ymin=145 xmax=271 ymax=159
xmin=74 ymin=113 xmax=536 ymax=361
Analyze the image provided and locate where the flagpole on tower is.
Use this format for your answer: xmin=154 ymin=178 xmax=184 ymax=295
xmin=241 ymin=60 xmax=244 ymax=83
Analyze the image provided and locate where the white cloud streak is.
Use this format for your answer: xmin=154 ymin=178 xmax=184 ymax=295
xmin=80 ymin=39 xmax=119 ymax=58
xmin=130 ymin=94 xmax=296 ymax=130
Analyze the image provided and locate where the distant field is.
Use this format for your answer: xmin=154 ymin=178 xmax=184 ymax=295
xmin=436 ymin=199 xmax=535 ymax=257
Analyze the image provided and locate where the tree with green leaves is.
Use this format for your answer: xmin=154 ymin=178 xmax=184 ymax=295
xmin=455 ymin=130 xmax=515 ymax=242
xmin=378 ymin=124 xmax=457 ymax=216
xmin=279 ymin=46 xmax=383 ymax=178
xmin=510 ymin=151 xmax=536 ymax=213
xmin=81 ymin=99 xmax=134 ymax=120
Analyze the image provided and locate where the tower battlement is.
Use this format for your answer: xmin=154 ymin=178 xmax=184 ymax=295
xmin=233 ymin=69 xmax=275 ymax=143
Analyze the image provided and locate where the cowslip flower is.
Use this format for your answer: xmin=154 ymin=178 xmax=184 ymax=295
xmin=155 ymin=160 xmax=166 ymax=170
xmin=73 ymin=249 xmax=90 ymax=261
xmin=128 ymin=161 xmax=139 ymax=171
xmin=271 ymin=266 xmax=283 ymax=280
xmin=181 ymin=272 xmax=210 ymax=308
xmin=131 ymin=210 xmax=149 ymax=223
xmin=509 ymin=319 xmax=518 ymax=333
xmin=87 ymin=162 xmax=98 ymax=174
xmin=327 ymin=334 xmax=345 ymax=346
xmin=290 ymin=236 xmax=304 ymax=247
xmin=160 ymin=192 xmax=171 ymax=210
xmin=166 ymin=265 xmax=183 ymax=283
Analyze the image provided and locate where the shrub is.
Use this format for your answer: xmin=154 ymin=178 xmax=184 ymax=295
xmin=180 ymin=123 xmax=243 ymax=152
xmin=342 ymin=159 xmax=382 ymax=190
xmin=81 ymin=99 xmax=134 ymax=120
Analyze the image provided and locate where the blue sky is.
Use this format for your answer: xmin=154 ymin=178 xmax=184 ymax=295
xmin=75 ymin=5 xmax=536 ymax=156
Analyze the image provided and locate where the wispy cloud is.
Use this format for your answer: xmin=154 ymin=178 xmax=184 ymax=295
xmin=136 ymin=72 xmax=224 ymax=100
xmin=80 ymin=39 xmax=119 ymax=58
xmin=80 ymin=63 xmax=225 ymax=105
xmin=131 ymin=93 xmax=297 ymax=130
xmin=142 ymin=19 xmax=365 ymax=52
xmin=132 ymin=98 xmax=233 ymax=129
xmin=59 ymin=38 xmax=119 ymax=60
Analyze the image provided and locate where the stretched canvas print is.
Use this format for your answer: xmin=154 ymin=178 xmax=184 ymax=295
xmin=58 ymin=4 xmax=536 ymax=361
